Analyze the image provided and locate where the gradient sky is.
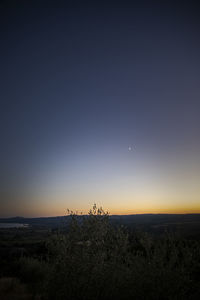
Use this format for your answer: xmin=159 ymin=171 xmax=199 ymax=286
xmin=1 ymin=0 xmax=200 ymax=217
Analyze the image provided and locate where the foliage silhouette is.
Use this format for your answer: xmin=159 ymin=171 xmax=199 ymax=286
xmin=44 ymin=205 xmax=200 ymax=300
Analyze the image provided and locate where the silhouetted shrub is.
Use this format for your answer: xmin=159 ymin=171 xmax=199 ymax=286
xmin=45 ymin=205 xmax=130 ymax=299
xmin=44 ymin=205 xmax=200 ymax=300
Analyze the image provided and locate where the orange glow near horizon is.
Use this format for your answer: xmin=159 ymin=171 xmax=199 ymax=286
xmin=1 ymin=144 xmax=200 ymax=218
xmin=3 ymin=194 xmax=200 ymax=218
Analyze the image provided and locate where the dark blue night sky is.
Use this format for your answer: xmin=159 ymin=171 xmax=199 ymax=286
xmin=1 ymin=1 xmax=200 ymax=216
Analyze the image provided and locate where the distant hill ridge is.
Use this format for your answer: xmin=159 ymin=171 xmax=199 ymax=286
xmin=0 ymin=214 xmax=200 ymax=229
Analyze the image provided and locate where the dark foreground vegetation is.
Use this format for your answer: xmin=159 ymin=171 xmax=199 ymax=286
xmin=0 ymin=205 xmax=200 ymax=300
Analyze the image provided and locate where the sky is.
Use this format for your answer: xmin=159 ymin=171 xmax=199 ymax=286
xmin=1 ymin=0 xmax=200 ymax=217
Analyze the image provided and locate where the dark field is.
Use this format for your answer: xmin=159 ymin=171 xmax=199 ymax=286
xmin=1 ymin=210 xmax=200 ymax=299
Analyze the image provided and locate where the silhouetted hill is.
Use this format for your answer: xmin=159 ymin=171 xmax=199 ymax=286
xmin=0 ymin=216 xmax=68 ymax=228
xmin=1 ymin=214 xmax=200 ymax=237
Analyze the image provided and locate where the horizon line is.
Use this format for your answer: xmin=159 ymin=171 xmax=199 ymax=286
xmin=1 ymin=212 xmax=200 ymax=219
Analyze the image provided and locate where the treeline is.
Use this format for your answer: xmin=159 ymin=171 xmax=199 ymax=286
xmin=1 ymin=205 xmax=200 ymax=299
